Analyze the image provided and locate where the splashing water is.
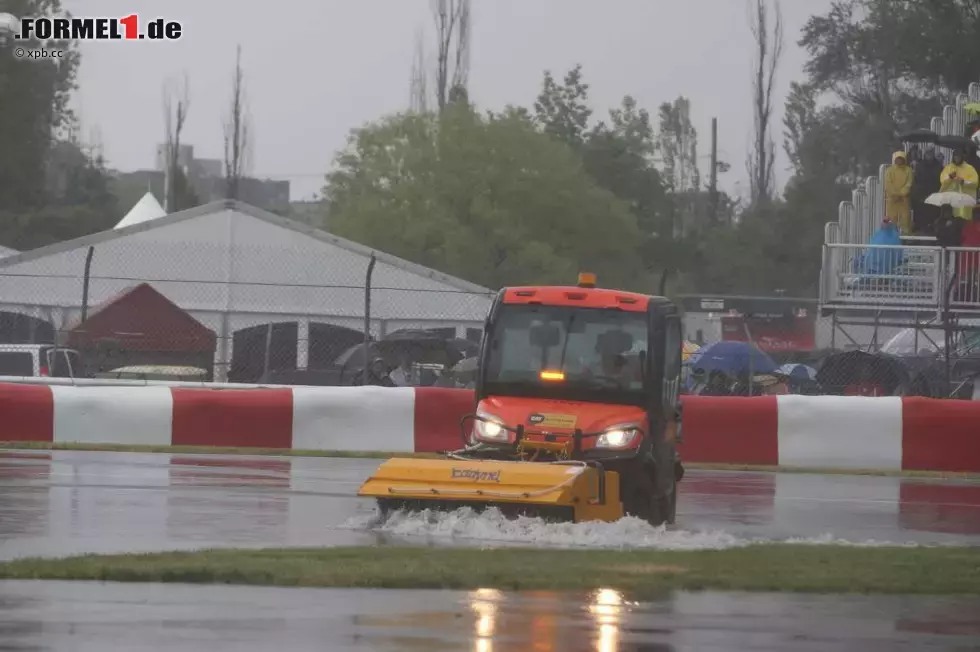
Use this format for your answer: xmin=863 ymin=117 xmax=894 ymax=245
xmin=344 ymin=506 xmax=748 ymax=550
xmin=340 ymin=506 xmax=924 ymax=550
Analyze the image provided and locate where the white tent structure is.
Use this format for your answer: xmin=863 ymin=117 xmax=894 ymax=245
xmin=114 ymin=191 xmax=166 ymax=229
xmin=0 ymin=200 xmax=494 ymax=380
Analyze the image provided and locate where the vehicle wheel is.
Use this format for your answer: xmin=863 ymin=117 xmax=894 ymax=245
xmin=660 ymin=485 xmax=677 ymax=525
xmin=622 ymin=467 xmax=672 ymax=527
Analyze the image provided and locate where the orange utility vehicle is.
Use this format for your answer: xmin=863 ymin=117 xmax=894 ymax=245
xmin=357 ymin=273 xmax=685 ymax=525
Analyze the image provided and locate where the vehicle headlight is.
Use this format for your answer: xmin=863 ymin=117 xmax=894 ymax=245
xmin=474 ymin=412 xmax=508 ymax=442
xmin=595 ymin=425 xmax=640 ymax=449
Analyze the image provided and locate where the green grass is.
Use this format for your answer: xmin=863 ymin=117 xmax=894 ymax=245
xmin=3 ymin=441 xmax=979 ymax=480
xmin=1 ymin=545 xmax=978 ymax=596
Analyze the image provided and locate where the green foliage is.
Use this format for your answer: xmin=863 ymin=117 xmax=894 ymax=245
xmin=325 ymin=102 xmax=649 ymax=290
xmin=0 ymin=0 xmax=121 ymax=250
xmin=533 ymin=64 xmax=592 ymax=150
xmin=0 ymin=0 xmax=81 ymax=211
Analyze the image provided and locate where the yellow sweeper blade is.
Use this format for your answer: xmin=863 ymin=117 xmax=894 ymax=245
xmin=357 ymin=457 xmax=622 ymax=523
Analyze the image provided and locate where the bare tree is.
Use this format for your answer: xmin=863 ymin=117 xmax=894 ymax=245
xmin=746 ymin=0 xmax=784 ymax=205
xmin=223 ymin=45 xmax=251 ymax=201
xmin=431 ymin=0 xmax=471 ymax=113
xmin=409 ymin=28 xmax=429 ymax=113
xmin=162 ymin=72 xmax=191 ymax=212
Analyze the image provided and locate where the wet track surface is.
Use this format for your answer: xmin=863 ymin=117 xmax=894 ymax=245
xmin=3 ymin=581 xmax=980 ymax=651
xmin=2 ymin=449 xmax=980 ymax=651
xmin=2 ymin=449 xmax=980 ymax=559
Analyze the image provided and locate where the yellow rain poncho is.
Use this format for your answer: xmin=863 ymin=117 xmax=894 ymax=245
xmin=884 ymin=151 xmax=913 ymax=234
xmin=939 ymin=158 xmax=979 ymax=219
xmin=682 ymin=341 xmax=700 ymax=362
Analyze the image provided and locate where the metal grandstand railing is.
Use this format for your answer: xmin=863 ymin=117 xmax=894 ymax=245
xmin=829 ymin=81 xmax=980 ymax=248
xmin=821 ymin=244 xmax=980 ymax=314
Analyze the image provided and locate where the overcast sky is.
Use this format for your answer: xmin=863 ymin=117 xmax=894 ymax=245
xmin=65 ymin=0 xmax=832 ymax=202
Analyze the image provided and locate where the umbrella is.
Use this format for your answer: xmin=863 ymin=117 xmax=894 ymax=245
xmin=690 ymin=341 xmax=777 ymax=376
xmin=776 ymin=363 xmax=817 ymax=381
xmin=682 ymin=340 xmax=700 ymax=362
xmin=937 ymin=135 xmax=976 ymax=151
xmin=898 ymin=129 xmax=939 ymax=144
xmin=926 ymin=192 xmax=977 ymax=208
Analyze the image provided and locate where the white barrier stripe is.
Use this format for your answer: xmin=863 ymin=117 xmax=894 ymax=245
xmin=291 ymin=385 xmax=415 ymax=453
xmin=776 ymin=395 xmax=903 ymax=470
xmin=51 ymin=385 xmax=174 ymax=446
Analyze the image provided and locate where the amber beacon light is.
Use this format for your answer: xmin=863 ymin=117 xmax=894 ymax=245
xmin=577 ymin=272 xmax=597 ymax=288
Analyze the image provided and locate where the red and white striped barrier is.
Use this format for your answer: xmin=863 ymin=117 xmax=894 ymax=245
xmin=679 ymin=395 xmax=980 ymax=472
xmin=1 ymin=383 xmax=978 ymax=472
xmin=0 ymin=383 xmax=471 ymax=454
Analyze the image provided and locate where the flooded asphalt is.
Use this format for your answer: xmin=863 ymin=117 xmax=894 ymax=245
xmin=2 ymin=450 xmax=980 ymax=650
xmin=1 ymin=449 xmax=980 ymax=560
xmin=2 ymin=581 xmax=980 ymax=651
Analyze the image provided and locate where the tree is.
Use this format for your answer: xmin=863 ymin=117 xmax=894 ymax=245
xmin=162 ymin=73 xmax=196 ymax=211
xmin=430 ymin=0 xmax=471 ymax=114
xmin=324 ymin=102 xmax=648 ymax=290
xmin=657 ymin=97 xmax=701 ymax=237
xmin=223 ymin=45 xmax=251 ymax=201
xmin=747 ymin=0 xmax=784 ymax=205
xmin=408 ymin=28 xmax=429 ymax=113
xmin=0 ymin=0 xmax=80 ymax=211
xmin=533 ymin=64 xmax=593 ymax=150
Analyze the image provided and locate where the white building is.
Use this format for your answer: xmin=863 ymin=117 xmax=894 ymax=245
xmin=0 ymin=200 xmax=493 ymax=380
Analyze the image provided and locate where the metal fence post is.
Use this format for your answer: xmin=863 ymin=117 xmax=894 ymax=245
xmin=362 ymin=253 xmax=377 ymax=385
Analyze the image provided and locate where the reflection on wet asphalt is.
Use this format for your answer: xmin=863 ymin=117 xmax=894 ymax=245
xmin=2 ymin=580 xmax=980 ymax=651
xmin=1 ymin=449 xmax=979 ymax=561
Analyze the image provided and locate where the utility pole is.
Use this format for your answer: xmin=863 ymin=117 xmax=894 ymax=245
xmin=709 ymin=117 xmax=719 ymax=225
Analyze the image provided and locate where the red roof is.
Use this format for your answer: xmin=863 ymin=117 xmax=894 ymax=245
xmin=67 ymin=283 xmax=216 ymax=352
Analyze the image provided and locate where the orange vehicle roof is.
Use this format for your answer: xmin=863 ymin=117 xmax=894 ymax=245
xmin=501 ymin=286 xmax=650 ymax=312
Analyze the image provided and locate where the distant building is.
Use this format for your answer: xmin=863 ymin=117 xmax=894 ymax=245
xmin=152 ymin=143 xmax=290 ymax=211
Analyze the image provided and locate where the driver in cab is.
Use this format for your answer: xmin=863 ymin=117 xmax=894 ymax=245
xmin=584 ymin=330 xmax=640 ymax=386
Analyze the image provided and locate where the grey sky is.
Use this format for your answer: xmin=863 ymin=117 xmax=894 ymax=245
xmin=66 ymin=0 xmax=831 ymax=202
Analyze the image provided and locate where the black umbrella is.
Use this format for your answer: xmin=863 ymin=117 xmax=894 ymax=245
xmin=336 ymin=337 xmax=478 ymax=370
xmin=937 ymin=135 xmax=975 ymax=151
xmin=815 ymin=350 xmax=911 ymax=395
xmin=899 ymin=129 xmax=939 ymax=144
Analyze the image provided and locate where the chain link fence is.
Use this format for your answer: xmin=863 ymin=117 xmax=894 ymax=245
xmin=0 ymin=236 xmax=495 ymax=386
xmin=681 ymin=296 xmax=980 ymax=399
xmin=0 ymin=234 xmax=977 ymax=398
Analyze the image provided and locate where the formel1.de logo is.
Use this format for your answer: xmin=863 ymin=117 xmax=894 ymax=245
xmin=2 ymin=13 xmax=182 ymax=41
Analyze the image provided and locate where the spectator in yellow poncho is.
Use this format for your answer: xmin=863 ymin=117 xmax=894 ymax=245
xmin=940 ymin=149 xmax=980 ymax=219
xmin=884 ymin=151 xmax=913 ymax=235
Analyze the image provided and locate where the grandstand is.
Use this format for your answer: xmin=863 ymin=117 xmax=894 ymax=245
xmin=819 ymin=81 xmax=980 ymax=356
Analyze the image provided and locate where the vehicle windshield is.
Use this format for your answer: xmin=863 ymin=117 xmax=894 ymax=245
xmin=482 ymin=303 xmax=650 ymax=405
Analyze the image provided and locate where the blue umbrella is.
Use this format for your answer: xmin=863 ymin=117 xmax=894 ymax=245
xmin=690 ymin=341 xmax=777 ymax=376
xmin=776 ymin=363 xmax=817 ymax=381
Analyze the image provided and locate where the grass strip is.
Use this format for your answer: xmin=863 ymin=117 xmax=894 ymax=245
xmin=3 ymin=441 xmax=979 ymax=480
xmin=1 ymin=545 xmax=978 ymax=596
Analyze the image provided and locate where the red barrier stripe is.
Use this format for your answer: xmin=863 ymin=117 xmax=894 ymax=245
xmin=901 ymin=397 xmax=980 ymax=472
xmin=170 ymin=388 xmax=293 ymax=448
xmin=413 ymin=387 xmax=474 ymax=452
xmin=0 ymin=382 xmax=54 ymax=442
xmin=679 ymin=396 xmax=779 ymax=465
